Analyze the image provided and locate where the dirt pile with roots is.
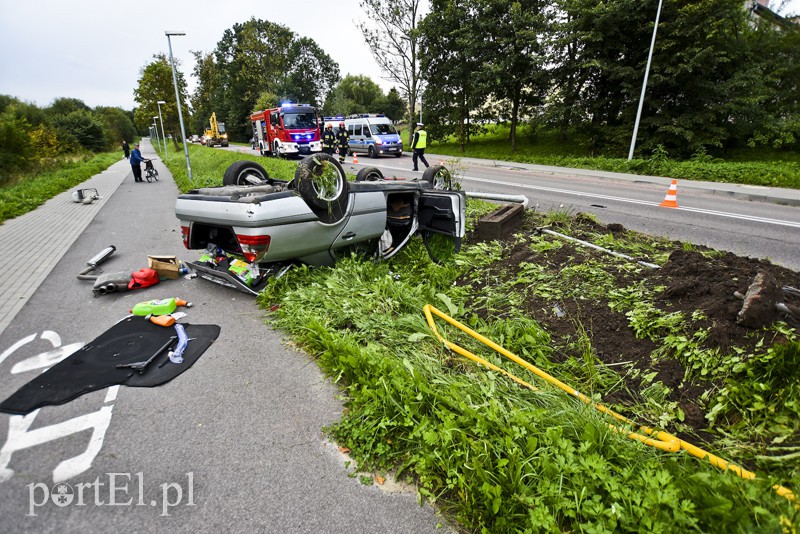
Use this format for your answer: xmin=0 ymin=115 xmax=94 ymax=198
xmin=463 ymin=211 xmax=800 ymax=440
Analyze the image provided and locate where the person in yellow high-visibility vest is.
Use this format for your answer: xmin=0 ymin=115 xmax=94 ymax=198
xmin=411 ymin=123 xmax=429 ymax=172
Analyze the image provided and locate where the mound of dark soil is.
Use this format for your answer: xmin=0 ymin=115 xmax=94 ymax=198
xmin=463 ymin=212 xmax=800 ymax=440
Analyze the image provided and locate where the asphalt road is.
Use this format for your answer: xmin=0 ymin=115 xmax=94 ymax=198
xmin=0 ymin=145 xmax=442 ymax=532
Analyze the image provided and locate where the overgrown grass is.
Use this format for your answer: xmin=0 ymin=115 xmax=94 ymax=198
xmin=257 ymin=230 xmax=798 ymax=532
xmin=0 ymin=151 xmax=122 ymax=223
xmin=430 ymin=125 xmax=800 ymax=189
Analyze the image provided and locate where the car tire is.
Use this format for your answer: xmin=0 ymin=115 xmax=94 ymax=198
xmin=395 ymin=152 xmax=402 ymax=158
xmin=422 ymin=165 xmax=453 ymax=190
xmin=355 ymin=167 xmax=384 ymax=182
xmin=294 ymin=153 xmax=349 ymax=223
xmin=368 ymin=146 xmax=376 ymax=159
xmin=223 ymin=161 xmax=270 ymax=186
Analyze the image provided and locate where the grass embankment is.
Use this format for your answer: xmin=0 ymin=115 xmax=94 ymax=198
xmin=430 ymin=125 xmax=800 ymax=189
xmin=162 ymin=143 xmax=799 ymax=530
xmin=257 ymin=207 xmax=799 ymax=532
xmin=0 ymin=151 xmax=122 ymax=224
xmin=161 ymin=143 xmax=307 ymax=193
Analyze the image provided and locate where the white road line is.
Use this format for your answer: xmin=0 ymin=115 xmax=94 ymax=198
xmin=461 ymin=175 xmax=800 ymax=229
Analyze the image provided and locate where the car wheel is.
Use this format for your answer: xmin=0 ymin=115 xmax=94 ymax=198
xmin=368 ymin=146 xmax=376 ymax=159
xmin=223 ymin=161 xmax=271 ymax=186
xmin=422 ymin=165 xmax=453 ymax=190
xmin=395 ymin=152 xmax=402 ymax=158
xmin=274 ymin=142 xmax=283 ymax=158
xmin=294 ymin=153 xmax=349 ymax=222
xmin=355 ymin=167 xmax=384 ymax=182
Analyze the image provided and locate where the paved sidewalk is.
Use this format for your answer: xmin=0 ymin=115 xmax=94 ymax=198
xmin=0 ymin=142 xmax=158 ymax=336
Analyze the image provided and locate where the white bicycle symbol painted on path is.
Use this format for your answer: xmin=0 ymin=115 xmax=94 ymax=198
xmin=0 ymin=331 xmax=117 ymax=483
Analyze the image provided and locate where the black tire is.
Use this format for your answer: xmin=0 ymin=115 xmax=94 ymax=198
xmin=368 ymin=146 xmax=376 ymax=159
xmin=422 ymin=165 xmax=453 ymax=190
xmin=355 ymin=167 xmax=384 ymax=182
xmin=145 ymin=171 xmax=152 ymax=183
xmin=223 ymin=161 xmax=270 ymax=186
xmin=152 ymin=170 xmax=159 ymax=182
xmin=395 ymin=152 xmax=402 ymax=158
xmin=294 ymin=154 xmax=349 ymax=222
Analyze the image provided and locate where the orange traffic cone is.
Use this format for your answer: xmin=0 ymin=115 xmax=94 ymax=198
xmin=352 ymin=152 xmax=359 ymax=164
xmin=659 ymin=180 xmax=679 ymax=208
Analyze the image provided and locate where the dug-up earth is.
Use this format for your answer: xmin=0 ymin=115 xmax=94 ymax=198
xmin=466 ymin=211 xmax=800 ymax=442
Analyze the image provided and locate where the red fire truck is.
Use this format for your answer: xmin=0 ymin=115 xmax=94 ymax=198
xmin=250 ymin=103 xmax=322 ymax=158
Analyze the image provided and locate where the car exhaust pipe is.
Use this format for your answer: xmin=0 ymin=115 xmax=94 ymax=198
xmin=77 ymin=245 xmax=117 ymax=279
xmin=92 ymin=271 xmax=132 ymax=297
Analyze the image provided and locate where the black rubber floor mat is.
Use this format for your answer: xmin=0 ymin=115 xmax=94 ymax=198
xmin=0 ymin=316 xmax=220 ymax=415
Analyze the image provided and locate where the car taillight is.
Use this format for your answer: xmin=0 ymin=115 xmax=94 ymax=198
xmin=181 ymin=225 xmax=190 ymax=248
xmin=236 ymin=234 xmax=271 ymax=263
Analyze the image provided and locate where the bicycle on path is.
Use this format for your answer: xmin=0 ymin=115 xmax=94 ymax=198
xmin=144 ymin=159 xmax=159 ymax=183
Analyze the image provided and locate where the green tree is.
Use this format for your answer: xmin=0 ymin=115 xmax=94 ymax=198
xmin=476 ymin=0 xmax=550 ymax=153
xmin=0 ymin=105 xmax=33 ymax=183
xmin=95 ymin=106 xmax=137 ymax=146
xmin=281 ymin=37 xmax=340 ymax=106
xmin=133 ymin=54 xmax=190 ymax=140
xmin=214 ymin=18 xmax=295 ymax=139
xmin=384 ymin=88 xmax=406 ymax=121
xmin=323 ymin=75 xmax=386 ymax=116
xmin=359 ymin=0 xmax=427 ymax=144
xmin=190 ymin=50 xmax=222 ymax=136
xmin=253 ymin=91 xmax=281 ymax=113
xmin=419 ymin=0 xmax=490 ymax=149
xmin=46 ymin=97 xmax=91 ymax=117
xmin=51 ymin=110 xmax=106 ymax=152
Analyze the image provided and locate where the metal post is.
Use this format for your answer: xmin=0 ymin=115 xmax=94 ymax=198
xmin=628 ymin=0 xmax=663 ymax=161
xmin=152 ymin=117 xmax=160 ymax=149
xmin=165 ymin=31 xmax=192 ymax=181
xmin=156 ymin=100 xmax=167 ymax=154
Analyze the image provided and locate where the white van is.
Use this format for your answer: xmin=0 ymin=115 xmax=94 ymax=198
xmin=345 ymin=114 xmax=404 ymax=158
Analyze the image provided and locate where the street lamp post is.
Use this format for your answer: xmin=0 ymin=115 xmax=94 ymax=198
xmin=628 ymin=0 xmax=663 ymax=160
xmin=156 ymin=100 xmax=167 ymax=154
xmin=165 ymin=30 xmax=192 ymax=181
xmin=152 ymin=117 xmax=160 ymax=149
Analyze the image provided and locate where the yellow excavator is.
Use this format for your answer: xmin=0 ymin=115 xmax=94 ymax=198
xmin=204 ymin=112 xmax=229 ymax=147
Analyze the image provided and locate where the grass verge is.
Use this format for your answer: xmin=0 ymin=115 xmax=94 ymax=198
xmin=0 ymin=151 xmax=122 ymax=224
xmin=255 ymin=205 xmax=799 ymax=532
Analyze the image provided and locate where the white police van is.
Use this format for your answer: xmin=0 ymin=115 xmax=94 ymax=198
xmin=344 ymin=114 xmax=404 ymax=158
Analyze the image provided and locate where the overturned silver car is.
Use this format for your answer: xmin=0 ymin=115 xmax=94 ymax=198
xmin=175 ymin=154 xmax=465 ymax=294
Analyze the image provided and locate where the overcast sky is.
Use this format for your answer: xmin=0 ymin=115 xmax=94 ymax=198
xmin=0 ymin=0 xmax=798 ymax=111
xmin=0 ymin=0 xmax=401 ymax=109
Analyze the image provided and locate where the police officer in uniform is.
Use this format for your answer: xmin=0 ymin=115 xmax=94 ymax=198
xmin=322 ymin=123 xmax=336 ymax=156
xmin=411 ymin=123 xmax=429 ymax=172
xmin=336 ymin=122 xmax=349 ymax=163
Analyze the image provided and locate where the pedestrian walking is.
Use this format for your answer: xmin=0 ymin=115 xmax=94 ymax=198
xmin=336 ymin=122 xmax=349 ymax=164
xmin=130 ymin=143 xmax=145 ymax=182
xmin=411 ymin=123 xmax=429 ymax=172
xmin=122 ymin=140 xmax=130 ymax=160
xmin=322 ymin=123 xmax=336 ymax=156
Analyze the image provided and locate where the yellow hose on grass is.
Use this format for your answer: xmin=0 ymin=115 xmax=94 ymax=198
xmin=422 ymin=304 xmax=795 ymax=502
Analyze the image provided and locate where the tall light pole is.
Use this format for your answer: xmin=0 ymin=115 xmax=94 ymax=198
xmin=152 ymin=117 xmax=160 ymax=149
xmin=628 ymin=0 xmax=663 ymax=161
xmin=156 ymin=100 xmax=167 ymax=154
xmin=166 ymin=30 xmax=192 ymax=181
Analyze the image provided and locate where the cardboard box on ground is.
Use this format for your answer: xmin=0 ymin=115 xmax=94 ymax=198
xmin=147 ymin=255 xmax=180 ymax=280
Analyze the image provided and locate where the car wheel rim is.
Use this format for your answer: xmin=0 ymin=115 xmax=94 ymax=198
xmin=311 ymin=162 xmax=343 ymax=201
